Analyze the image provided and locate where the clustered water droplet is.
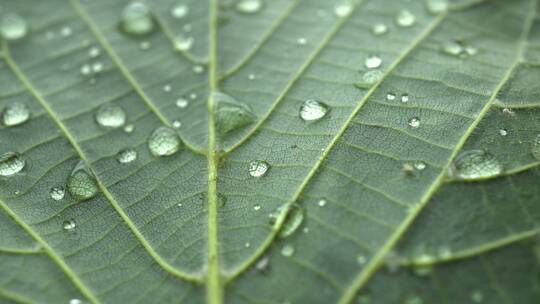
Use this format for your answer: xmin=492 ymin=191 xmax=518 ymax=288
xmin=299 ymin=99 xmax=329 ymax=122
xmin=450 ymin=150 xmax=503 ymax=180
xmin=441 ymin=39 xmax=478 ymax=58
xmin=2 ymin=102 xmax=30 ymax=126
xmin=148 ymin=126 xmax=183 ymax=157
xmin=248 ymin=160 xmax=269 ymax=178
xmin=0 ymin=152 xmax=25 ymax=176
xmin=67 ymin=161 xmax=98 ymax=201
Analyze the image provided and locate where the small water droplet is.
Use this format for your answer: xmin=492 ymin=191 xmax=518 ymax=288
xmin=401 ymin=94 xmax=409 ymax=103
xmin=531 ymin=134 xmax=540 ymax=160
xmin=334 ymin=1 xmax=354 ymax=17
xmin=172 ymin=120 xmax=182 ymax=129
xmin=67 ymin=160 xmax=98 ymax=201
xmin=396 ymin=10 xmax=416 ymax=27
xmin=140 ymin=41 xmax=151 ymax=50
xmin=355 ymin=70 xmax=383 ymax=89
xmin=95 ymin=104 xmax=126 ymax=128
xmin=2 ymin=102 xmax=30 ymax=126
xmin=0 ymin=13 xmax=28 ymax=40
xmin=120 ymin=1 xmax=155 ymax=36
xmin=279 ymin=204 xmax=304 ymax=238
xmin=384 ymin=251 xmax=401 ymax=273
xmin=408 ymin=117 xmax=420 ymax=128
xmin=50 ymin=186 xmax=65 ymax=201
xmin=405 ymin=295 xmax=423 ymax=304
xmin=413 ymin=264 xmax=433 ymax=276
xmin=60 ymin=26 xmax=73 ymax=37
xmin=414 ymin=161 xmax=426 ymax=171
xmin=371 ymin=23 xmax=388 ymax=35
xmin=80 ymin=64 xmax=92 ymax=76
xmin=193 ymin=65 xmax=205 ymax=74
xmin=441 ymin=39 xmax=477 ymax=58
xmin=281 ymin=244 xmax=295 ymax=257
xmin=92 ymin=62 xmax=104 ymax=73
xmin=502 ymin=107 xmax=515 ymax=116
xmin=248 ymin=74 xmax=256 ymax=80
xmin=256 ymin=256 xmax=270 ymax=271
xmin=357 ymin=255 xmax=367 ymax=265
xmin=471 ymin=290 xmax=484 ymax=303
xmin=88 ymin=46 xmax=101 ymax=58
xmin=364 ymin=55 xmax=382 ymax=69
xmin=297 ymin=37 xmax=307 ymax=45
xmin=163 ymin=84 xmax=172 ymax=92
xmin=402 ymin=162 xmax=415 ymax=175
xmin=244 ymin=242 xmax=251 ymax=248
xmin=426 ymin=0 xmax=448 ymax=14
xmin=214 ymin=92 xmax=256 ymax=134
xmin=236 ymin=0 xmax=264 ymax=14
xmin=176 ymin=98 xmax=189 ymax=108
xmin=174 ymin=35 xmax=194 ymax=51
xmin=171 ymin=4 xmax=189 ymax=19
xmin=386 ymin=93 xmax=396 ymax=101
xmin=450 ymin=150 xmax=503 ymax=180
xmin=148 ymin=126 xmax=183 ymax=157
xmin=318 ymin=199 xmax=327 ymax=207
xmin=63 ymin=219 xmax=76 ymax=231
xmin=0 ymin=152 xmax=25 ymax=176
xmin=299 ymin=99 xmax=329 ymax=122
xmin=437 ymin=246 xmax=452 ymax=259
xmin=116 ymin=148 xmax=138 ymax=164
xmin=253 ymin=204 xmax=261 ymax=211
xmin=248 ymin=160 xmax=269 ymax=177
xmin=189 ymin=93 xmax=197 ymax=100
xmin=498 ymin=128 xmax=508 ymax=136
xmin=69 ymin=299 xmax=82 ymax=304
xmin=124 ymin=124 xmax=135 ymax=133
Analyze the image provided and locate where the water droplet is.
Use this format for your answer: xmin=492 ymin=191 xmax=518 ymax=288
xmin=256 ymin=256 xmax=270 ymax=271
xmin=498 ymin=129 xmax=508 ymax=136
xmin=69 ymin=299 xmax=82 ymax=304
xmin=92 ymin=62 xmax=104 ymax=73
xmin=193 ymin=65 xmax=205 ymax=74
xmin=357 ymin=255 xmax=367 ymax=265
xmin=244 ymin=242 xmax=251 ymax=248
xmin=116 ymin=148 xmax=137 ymax=164
xmin=0 ymin=152 xmax=25 ymax=176
xmin=174 ymin=35 xmax=194 ymax=51
xmin=214 ymin=92 xmax=256 ymax=134
xmin=248 ymin=74 xmax=256 ymax=80
xmin=163 ymin=84 xmax=172 ymax=92
xmin=80 ymin=64 xmax=92 ymax=76
xmin=441 ymin=39 xmax=478 ymax=58
xmin=63 ymin=219 xmax=76 ymax=231
xmin=426 ymin=0 xmax=448 ymax=14
xmin=0 ymin=14 xmax=28 ymax=40
xmin=401 ymin=94 xmax=409 ymax=103
xmin=396 ymin=10 xmax=416 ymax=27
xmin=2 ymin=102 xmax=30 ymax=126
xmin=171 ymin=4 xmax=189 ymax=19
xmin=281 ymin=244 xmax=295 ymax=257
xmin=318 ymin=199 xmax=327 ymax=207
xmin=279 ymin=204 xmax=304 ymax=238
xmin=189 ymin=93 xmax=197 ymax=100
xmin=384 ymin=251 xmax=401 ymax=272
xmin=299 ymin=99 xmax=329 ymax=122
xmin=176 ymin=98 xmax=189 ymax=108
xmin=120 ymin=1 xmax=155 ymax=36
xmin=364 ymin=55 xmax=382 ymax=69
xmin=402 ymin=162 xmax=415 ymax=175
xmin=172 ymin=120 xmax=182 ymax=129
xmin=60 ymin=26 xmax=73 ymax=37
xmin=124 ymin=124 xmax=135 ymax=133
xmin=386 ymin=93 xmax=396 ymax=101
xmin=437 ymin=246 xmax=452 ymax=259
xmin=89 ymin=46 xmax=101 ymax=58
xmin=502 ymin=107 xmax=515 ymax=116
xmin=408 ymin=117 xmax=420 ymax=128
xmin=95 ymin=104 xmax=127 ymax=128
xmin=450 ymin=150 xmax=503 ymax=180
xmin=67 ymin=160 xmax=98 ymax=201
xmin=140 ymin=41 xmax=151 ymax=50
xmin=334 ymin=1 xmax=354 ymax=17
xmin=148 ymin=126 xmax=183 ymax=157
xmin=253 ymin=204 xmax=261 ymax=211
xmin=297 ymin=37 xmax=307 ymax=45
xmin=531 ymin=134 xmax=540 ymax=160
xmin=405 ymin=295 xmax=423 ymax=304
xmin=371 ymin=23 xmax=388 ymax=35
xmin=248 ymin=160 xmax=269 ymax=178
xmin=355 ymin=70 xmax=383 ymax=89
xmin=50 ymin=186 xmax=65 ymax=201
xmin=236 ymin=0 xmax=264 ymax=14
xmin=413 ymin=265 xmax=433 ymax=276
xmin=471 ymin=290 xmax=484 ymax=303
xmin=414 ymin=161 xmax=426 ymax=171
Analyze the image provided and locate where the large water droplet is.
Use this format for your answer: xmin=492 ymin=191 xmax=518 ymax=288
xmin=280 ymin=244 xmax=295 ymax=257
xmin=236 ymin=0 xmax=264 ymax=14
xmin=364 ymin=55 xmax=382 ymax=69
xmin=279 ymin=204 xmax=305 ymax=238
xmin=450 ymin=150 xmax=503 ymax=180
xmin=214 ymin=92 xmax=256 ymax=134
xmin=248 ymin=160 xmax=269 ymax=178
xmin=95 ymin=104 xmax=127 ymax=128
xmin=63 ymin=219 xmax=77 ymax=231
xmin=396 ymin=10 xmax=416 ymax=27
xmin=299 ymin=99 xmax=329 ymax=122
xmin=0 ymin=152 xmax=25 ymax=176
xmin=171 ymin=4 xmax=189 ymax=19
xmin=426 ymin=0 xmax=448 ymax=14
xmin=0 ymin=13 xmax=28 ymax=40
xmin=116 ymin=148 xmax=138 ymax=164
xmin=531 ymin=134 xmax=540 ymax=160
xmin=67 ymin=160 xmax=98 ymax=201
xmin=2 ymin=102 xmax=30 ymax=126
xmin=120 ymin=1 xmax=155 ymax=36
xmin=355 ymin=70 xmax=383 ymax=89
xmin=148 ymin=126 xmax=183 ymax=157
xmin=50 ymin=186 xmax=65 ymax=201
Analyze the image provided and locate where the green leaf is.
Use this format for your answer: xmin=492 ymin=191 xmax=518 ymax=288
xmin=0 ymin=0 xmax=539 ymax=303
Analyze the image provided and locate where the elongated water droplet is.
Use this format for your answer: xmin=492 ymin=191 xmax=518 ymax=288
xmin=120 ymin=1 xmax=155 ymax=36
xmin=371 ymin=23 xmax=388 ymax=35
xmin=63 ymin=219 xmax=76 ymax=231
xmin=334 ymin=1 xmax=354 ymax=17
xmin=214 ymin=92 xmax=256 ymax=134
xmin=408 ymin=117 xmax=420 ymax=128
xmin=171 ymin=4 xmax=189 ymax=19
xmin=364 ymin=55 xmax=382 ymax=69
xmin=426 ymin=0 xmax=448 ymax=14
xmin=249 ymin=160 xmax=269 ymax=177
xmin=67 ymin=161 xmax=98 ymax=201
xmin=531 ymin=134 xmax=540 ymax=160
xmin=116 ymin=148 xmax=137 ymax=164
xmin=450 ymin=150 xmax=502 ymax=180
xmin=2 ymin=102 xmax=30 ymax=127
xmin=236 ymin=0 xmax=264 ymax=14
xmin=281 ymin=244 xmax=295 ymax=257
xmin=0 ymin=13 xmax=28 ymax=40
xmin=95 ymin=104 xmax=126 ymax=128
xmin=299 ymin=99 xmax=329 ymax=122
xmin=148 ymin=126 xmax=182 ymax=157
xmin=0 ymin=152 xmax=25 ymax=176
xmin=50 ymin=186 xmax=65 ymax=201
xmin=355 ymin=70 xmax=383 ymax=89
xmin=279 ymin=205 xmax=304 ymax=238
xmin=396 ymin=10 xmax=416 ymax=27
xmin=441 ymin=39 xmax=477 ymax=58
